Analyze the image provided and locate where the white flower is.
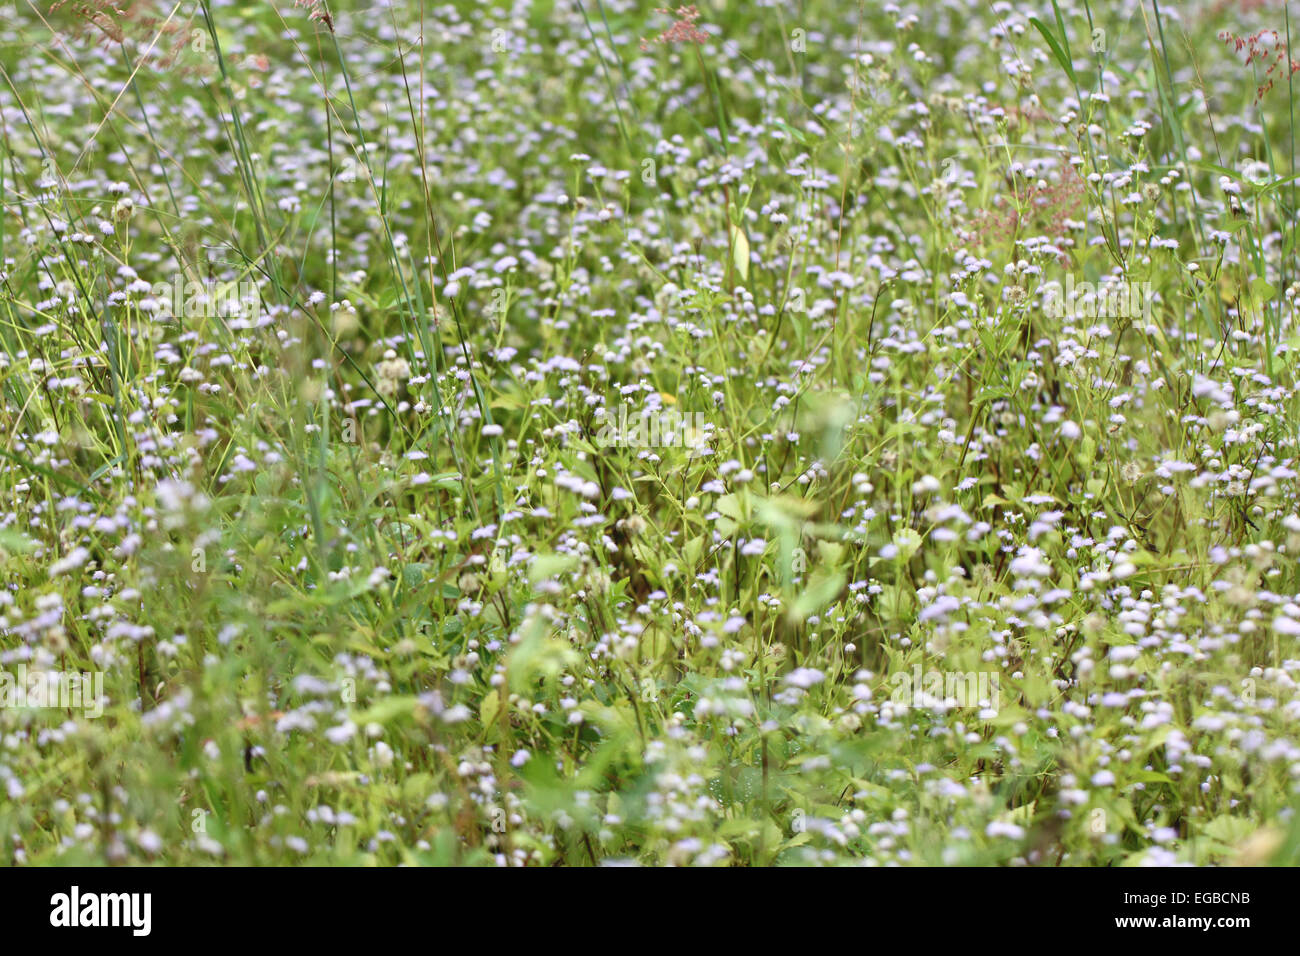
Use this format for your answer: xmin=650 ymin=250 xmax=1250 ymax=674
xmin=1009 ymin=547 xmax=1051 ymax=578
xmin=369 ymin=741 xmax=395 ymax=768
xmin=441 ymin=705 xmax=472 ymax=724
xmin=785 ymin=668 xmax=826 ymax=689
xmin=325 ymin=721 xmax=357 ymax=744
xmin=1272 ymin=616 xmax=1300 ymax=636
xmin=48 ymin=547 xmax=90 ymax=577
xmin=985 ymin=821 xmax=1025 ymax=839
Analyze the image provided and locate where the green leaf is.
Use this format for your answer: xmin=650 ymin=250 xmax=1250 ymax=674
xmin=0 ymin=528 xmax=37 ymax=554
xmin=1029 ymin=17 xmax=1076 ymax=83
xmin=790 ymin=568 xmax=846 ymax=622
xmin=355 ymin=696 xmax=420 ymax=726
xmin=729 ymin=221 xmax=750 ymax=284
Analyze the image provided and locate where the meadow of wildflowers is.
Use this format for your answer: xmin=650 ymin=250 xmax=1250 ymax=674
xmin=0 ymin=0 xmax=1299 ymax=868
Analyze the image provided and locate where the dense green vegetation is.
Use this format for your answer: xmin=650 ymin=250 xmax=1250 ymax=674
xmin=1 ymin=0 xmax=1299 ymax=865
